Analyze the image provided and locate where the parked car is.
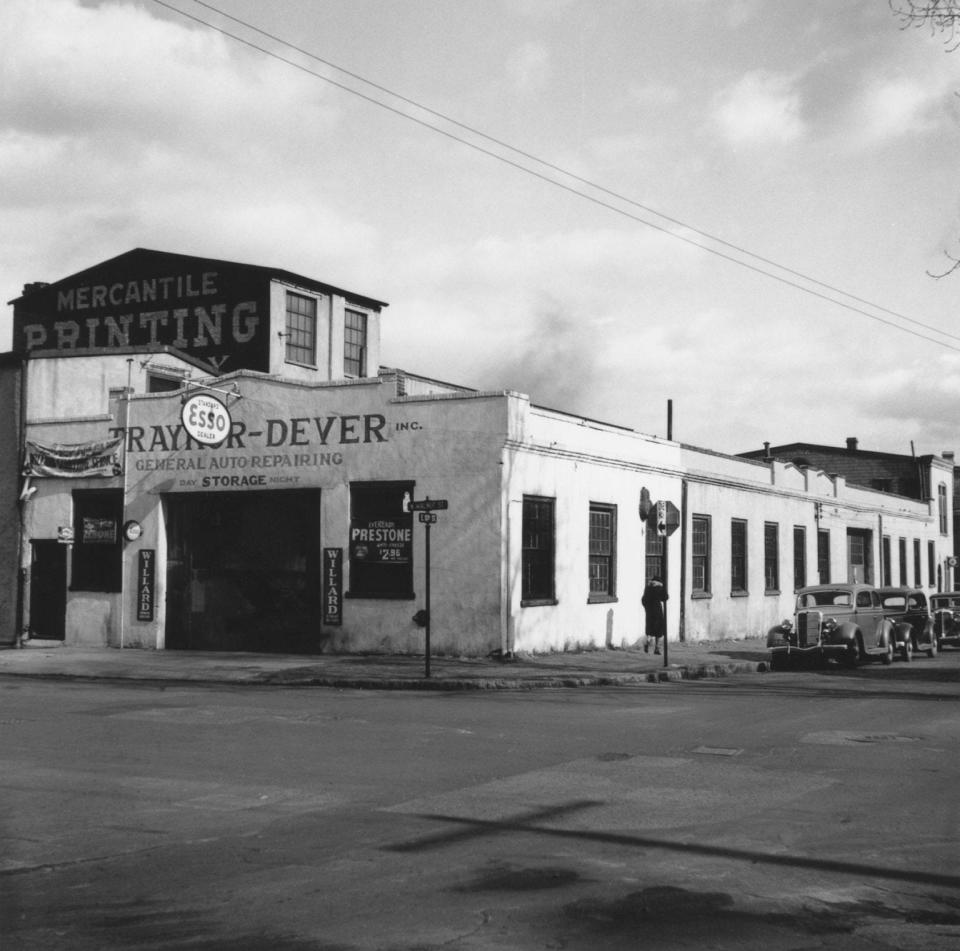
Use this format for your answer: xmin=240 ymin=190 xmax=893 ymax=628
xmin=929 ymin=592 xmax=960 ymax=651
xmin=767 ymin=583 xmax=897 ymax=669
xmin=877 ymin=587 xmax=937 ymax=661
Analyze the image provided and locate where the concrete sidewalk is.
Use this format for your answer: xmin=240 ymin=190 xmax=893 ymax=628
xmin=0 ymin=638 xmax=769 ymax=689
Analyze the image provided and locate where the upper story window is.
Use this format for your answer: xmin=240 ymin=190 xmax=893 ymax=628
xmin=939 ymin=483 xmax=948 ymax=534
xmin=285 ymin=292 xmax=317 ymax=366
xmin=344 ymin=308 xmax=367 ymax=376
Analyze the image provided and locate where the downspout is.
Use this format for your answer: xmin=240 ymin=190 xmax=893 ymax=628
xmin=119 ymin=358 xmax=132 ymax=649
xmin=499 ymin=442 xmax=514 ymax=656
xmin=679 ymin=478 xmax=688 ymax=642
xmin=878 ymin=514 xmax=883 ymax=586
xmin=15 ymin=356 xmax=28 ymax=646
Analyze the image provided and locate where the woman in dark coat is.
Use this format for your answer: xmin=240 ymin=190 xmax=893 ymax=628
xmin=642 ymin=575 xmax=668 ymax=654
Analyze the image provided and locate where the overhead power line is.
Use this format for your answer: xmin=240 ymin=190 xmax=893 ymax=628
xmin=151 ymin=0 xmax=960 ymax=354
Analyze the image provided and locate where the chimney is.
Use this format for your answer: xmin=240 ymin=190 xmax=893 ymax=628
xmin=944 ymin=451 xmax=955 ymax=463
xmin=21 ymin=281 xmax=49 ymax=296
xmin=846 ymin=437 xmax=858 ymax=451
xmin=763 ymin=441 xmax=771 ymax=460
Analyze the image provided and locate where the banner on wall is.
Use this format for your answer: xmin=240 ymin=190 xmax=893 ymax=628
xmin=23 ymin=438 xmax=123 ymax=478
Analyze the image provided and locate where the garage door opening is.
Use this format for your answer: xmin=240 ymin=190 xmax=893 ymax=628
xmin=164 ymin=490 xmax=324 ymax=653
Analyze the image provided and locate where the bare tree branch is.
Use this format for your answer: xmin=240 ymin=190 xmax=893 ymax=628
xmin=890 ymin=0 xmax=960 ymax=50
xmin=926 ymin=250 xmax=960 ymax=278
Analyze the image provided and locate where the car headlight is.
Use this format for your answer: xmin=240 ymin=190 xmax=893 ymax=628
xmin=823 ymin=617 xmax=838 ymax=633
xmin=782 ymin=619 xmax=793 ymax=633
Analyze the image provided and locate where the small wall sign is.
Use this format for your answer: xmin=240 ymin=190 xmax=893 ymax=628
xmin=181 ymin=392 xmax=231 ymax=445
xmin=137 ymin=549 xmax=155 ymax=622
xmin=323 ymin=548 xmax=343 ymax=626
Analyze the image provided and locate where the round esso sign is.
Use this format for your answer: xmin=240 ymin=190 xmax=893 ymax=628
xmin=181 ymin=393 xmax=231 ymax=446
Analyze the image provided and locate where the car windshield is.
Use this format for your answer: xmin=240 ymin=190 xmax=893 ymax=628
xmin=798 ymin=590 xmax=851 ymax=608
xmin=931 ymin=596 xmax=960 ymax=610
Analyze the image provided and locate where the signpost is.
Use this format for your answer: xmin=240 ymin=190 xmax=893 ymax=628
xmin=410 ymin=498 xmax=448 ymax=677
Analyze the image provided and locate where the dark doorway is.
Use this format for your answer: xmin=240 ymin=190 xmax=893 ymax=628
xmin=164 ymin=490 xmax=324 ymax=652
xmin=29 ymin=540 xmax=67 ymax=639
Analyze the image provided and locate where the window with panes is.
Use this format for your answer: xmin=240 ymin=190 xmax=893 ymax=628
xmin=691 ymin=515 xmax=711 ymax=595
xmin=793 ymin=526 xmax=806 ymax=591
xmin=731 ymin=519 xmax=748 ymax=593
xmin=588 ymin=504 xmax=616 ymax=600
xmin=645 ymin=527 xmax=665 ymax=584
xmin=817 ymin=529 xmax=830 ymax=583
xmin=522 ymin=496 xmax=556 ymax=604
xmin=285 ymin=292 xmax=317 ymax=365
xmin=764 ymin=522 xmax=779 ymax=592
xmin=344 ymin=308 xmax=367 ymax=376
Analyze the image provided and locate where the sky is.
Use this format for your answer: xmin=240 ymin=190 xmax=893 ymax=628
xmin=3 ymin=0 xmax=960 ymax=458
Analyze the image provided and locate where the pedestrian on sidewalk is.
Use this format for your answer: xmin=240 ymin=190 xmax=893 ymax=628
xmin=642 ymin=575 xmax=668 ymax=655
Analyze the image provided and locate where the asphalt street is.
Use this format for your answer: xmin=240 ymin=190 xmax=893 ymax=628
xmin=2 ymin=656 xmax=959 ymax=950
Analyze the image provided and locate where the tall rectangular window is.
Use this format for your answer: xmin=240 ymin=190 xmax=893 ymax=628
xmin=817 ymin=529 xmax=830 ymax=583
xmin=793 ymin=526 xmax=806 ymax=591
xmin=691 ymin=515 xmax=711 ymax=595
xmin=847 ymin=529 xmax=873 ymax=585
xmin=285 ymin=292 xmax=317 ymax=365
xmin=731 ymin=519 xmax=748 ymax=594
xmin=71 ymin=490 xmax=123 ymax=592
xmin=939 ymin=483 xmax=948 ymax=535
xmin=588 ymin=504 xmax=616 ymax=600
xmin=344 ymin=308 xmax=367 ymax=377
xmin=914 ymin=539 xmax=922 ymax=587
xmin=645 ymin=528 xmax=664 ymax=583
xmin=882 ymin=536 xmax=892 ymax=586
xmin=522 ymin=496 xmax=555 ymax=604
xmin=764 ymin=522 xmax=779 ymax=593
xmin=928 ymin=540 xmax=936 ymax=587
xmin=348 ymin=482 xmax=414 ymax=599
xmin=899 ymin=538 xmax=908 ymax=586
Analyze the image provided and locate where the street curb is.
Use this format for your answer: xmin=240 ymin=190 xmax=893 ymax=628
xmin=0 ymin=660 xmax=765 ymax=690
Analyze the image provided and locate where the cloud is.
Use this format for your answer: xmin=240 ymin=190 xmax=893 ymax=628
xmin=712 ymin=70 xmax=805 ymax=145
xmin=854 ymin=73 xmax=956 ymax=143
xmin=506 ymin=41 xmax=551 ymax=95
xmin=0 ymin=0 xmax=356 ymax=342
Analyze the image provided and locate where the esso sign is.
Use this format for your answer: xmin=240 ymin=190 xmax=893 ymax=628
xmin=181 ymin=393 xmax=231 ymax=445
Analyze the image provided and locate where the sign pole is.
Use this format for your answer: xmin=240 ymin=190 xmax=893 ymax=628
xmin=662 ymin=533 xmax=669 ymax=668
xmin=424 ymin=519 xmax=431 ymax=678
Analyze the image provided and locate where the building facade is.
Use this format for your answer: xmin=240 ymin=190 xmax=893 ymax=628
xmin=1 ymin=250 xmax=954 ymax=654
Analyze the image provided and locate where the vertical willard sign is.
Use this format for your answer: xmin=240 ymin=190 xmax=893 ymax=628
xmin=137 ymin=550 xmax=155 ymax=621
xmin=323 ymin=548 xmax=343 ymax=626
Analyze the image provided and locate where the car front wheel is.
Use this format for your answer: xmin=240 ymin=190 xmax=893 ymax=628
xmin=882 ymin=636 xmax=894 ymax=665
xmin=902 ymin=638 xmax=913 ymax=663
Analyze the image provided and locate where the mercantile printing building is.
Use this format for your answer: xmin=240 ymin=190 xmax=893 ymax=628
xmin=0 ymin=249 xmax=954 ymax=655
